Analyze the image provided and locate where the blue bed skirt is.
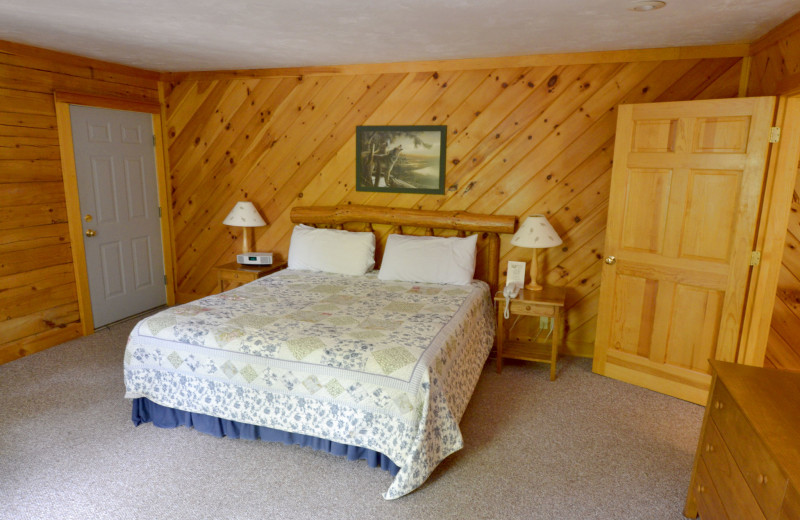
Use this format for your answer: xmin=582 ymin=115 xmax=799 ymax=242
xmin=131 ymin=398 xmax=400 ymax=476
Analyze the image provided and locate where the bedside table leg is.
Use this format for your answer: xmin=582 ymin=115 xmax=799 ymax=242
xmin=496 ymin=304 xmax=505 ymax=374
xmin=550 ymin=310 xmax=563 ymax=381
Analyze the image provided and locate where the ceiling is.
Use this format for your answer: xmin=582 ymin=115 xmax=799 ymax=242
xmin=1 ymin=0 xmax=798 ymax=72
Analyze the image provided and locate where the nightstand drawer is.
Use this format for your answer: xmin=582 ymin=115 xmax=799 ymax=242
xmin=218 ymin=270 xmax=257 ymax=282
xmin=507 ymin=300 xmax=558 ymax=317
xmin=710 ymin=381 xmax=788 ymax=519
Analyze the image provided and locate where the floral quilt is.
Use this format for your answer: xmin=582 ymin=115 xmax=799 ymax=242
xmin=124 ymin=269 xmax=495 ymax=499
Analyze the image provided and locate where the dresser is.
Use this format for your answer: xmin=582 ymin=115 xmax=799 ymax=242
xmin=684 ymin=360 xmax=800 ymax=520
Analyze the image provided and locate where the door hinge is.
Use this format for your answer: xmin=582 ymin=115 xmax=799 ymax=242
xmin=769 ymin=127 xmax=781 ymax=143
xmin=153 ymin=134 xmax=157 ymax=146
xmin=158 ymin=206 xmax=162 ymax=218
xmin=163 ymin=274 xmax=167 ymax=285
xmin=750 ymin=251 xmax=761 ymax=266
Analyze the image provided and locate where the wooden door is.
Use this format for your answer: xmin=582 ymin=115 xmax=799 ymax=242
xmin=69 ymin=105 xmax=166 ymax=327
xmin=593 ymin=97 xmax=777 ymax=405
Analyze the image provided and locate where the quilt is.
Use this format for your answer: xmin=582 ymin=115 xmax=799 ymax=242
xmin=124 ymin=269 xmax=495 ymax=499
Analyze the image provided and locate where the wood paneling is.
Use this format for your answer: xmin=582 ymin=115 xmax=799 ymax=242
xmin=164 ymin=55 xmax=743 ymax=354
xmin=748 ymin=13 xmax=800 ymax=371
xmin=765 ymin=167 xmax=800 ymax=370
xmin=0 ymin=40 xmax=159 ymax=363
xmin=748 ymin=11 xmax=800 ymax=97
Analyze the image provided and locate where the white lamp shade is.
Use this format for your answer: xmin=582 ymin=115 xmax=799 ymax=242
xmin=510 ymin=215 xmax=562 ymax=249
xmin=223 ymin=201 xmax=267 ymax=227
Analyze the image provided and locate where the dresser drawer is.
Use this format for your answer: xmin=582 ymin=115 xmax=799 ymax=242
xmin=701 ymin=419 xmax=766 ymax=520
xmin=779 ymin=485 xmax=800 ymax=520
xmin=695 ymin=456 xmax=729 ymax=520
xmin=710 ymin=382 xmax=788 ymax=519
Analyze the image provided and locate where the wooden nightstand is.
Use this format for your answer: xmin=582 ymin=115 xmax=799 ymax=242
xmin=494 ymin=286 xmax=566 ymax=380
xmin=214 ymin=261 xmax=286 ymax=292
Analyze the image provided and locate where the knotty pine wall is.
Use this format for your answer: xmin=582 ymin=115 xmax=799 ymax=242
xmin=163 ymin=54 xmax=744 ymax=354
xmin=748 ymin=12 xmax=800 ymax=370
xmin=0 ymin=41 xmax=159 ymax=363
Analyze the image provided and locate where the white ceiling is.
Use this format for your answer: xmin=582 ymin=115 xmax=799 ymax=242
xmin=1 ymin=0 xmax=798 ymax=72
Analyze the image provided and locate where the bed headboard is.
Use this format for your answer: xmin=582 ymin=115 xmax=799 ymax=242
xmin=290 ymin=205 xmax=517 ymax=294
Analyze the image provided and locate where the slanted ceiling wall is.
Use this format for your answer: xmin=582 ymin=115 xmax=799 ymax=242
xmin=162 ymin=52 xmax=744 ymax=354
xmin=748 ymin=12 xmax=800 ymax=370
xmin=0 ymin=41 xmax=160 ymax=363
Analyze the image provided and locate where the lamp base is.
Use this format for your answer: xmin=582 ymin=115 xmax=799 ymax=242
xmin=524 ymin=282 xmax=543 ymax=291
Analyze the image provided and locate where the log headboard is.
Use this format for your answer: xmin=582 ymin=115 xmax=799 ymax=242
xmin=290 ymin=205 xmax=517 ymax=293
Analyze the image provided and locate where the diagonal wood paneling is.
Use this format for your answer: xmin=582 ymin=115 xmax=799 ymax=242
xmin=164 ymin=55 xmax=742 ymax=353
xmin=0 ymin=39 xmax=159 ymax=364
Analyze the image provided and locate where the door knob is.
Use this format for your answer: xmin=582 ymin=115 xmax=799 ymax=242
xmin=604 ymin=256 xmax=616 ymax=265
xmin=85 ymin=229 xmax=96 ymax=237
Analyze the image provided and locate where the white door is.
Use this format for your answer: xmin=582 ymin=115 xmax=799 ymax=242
xmin=70 ymin=105 xmax=166 ymax=327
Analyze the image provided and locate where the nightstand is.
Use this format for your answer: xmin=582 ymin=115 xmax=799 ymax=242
xmin=214 ymin=261 xmax=286 ymax=292
xmin=494 ymin=286 xmax=566 ymax=380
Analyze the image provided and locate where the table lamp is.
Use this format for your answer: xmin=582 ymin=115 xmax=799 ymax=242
xmin=223 ymin=201 xmax=267 ymax=254
xmin=510 ymin=215 xmax=562 ymax=291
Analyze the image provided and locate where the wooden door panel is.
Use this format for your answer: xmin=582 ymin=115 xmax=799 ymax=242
xmin=631 ymin=119 xmax=677 ymax=153
xmin=680 ymin=170 xmax=740 ymax=261
xmin=620 ymin=169 xmax=672 ymax=253
xmin=594 ymin=97 xmax=776 ymax=404
xmin=693 ymin=116 xmax=750 ymax=153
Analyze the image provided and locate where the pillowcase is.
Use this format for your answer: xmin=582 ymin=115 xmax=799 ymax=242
xmin=378 ymin=233 xmax=478 ymax=285
xmin=288 ymin=224 xmax=375 ymax=276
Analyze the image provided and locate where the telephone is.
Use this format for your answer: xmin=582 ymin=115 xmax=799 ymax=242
xmin=503 ymin=283 xmax=521 ymax=319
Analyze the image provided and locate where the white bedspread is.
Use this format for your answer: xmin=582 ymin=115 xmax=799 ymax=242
xmin=124 ymin=269 xmax=494 ymax=498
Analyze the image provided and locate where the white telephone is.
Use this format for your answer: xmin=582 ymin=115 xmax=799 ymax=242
xmin=503 ymin=282 xmax=521 ymax=319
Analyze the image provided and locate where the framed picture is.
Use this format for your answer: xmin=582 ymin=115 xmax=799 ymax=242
xmin=356 ymin=125 xmax=446 ymax=194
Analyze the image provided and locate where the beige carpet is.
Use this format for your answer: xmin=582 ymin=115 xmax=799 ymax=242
xmin=0 ymin=314 xmax=703 ymax=519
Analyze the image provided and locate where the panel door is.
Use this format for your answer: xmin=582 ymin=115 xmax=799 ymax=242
xmin=593 ymin=97 xmax=776 ymax=405
xmin=70 ymin=105 xmax=166 ymax=327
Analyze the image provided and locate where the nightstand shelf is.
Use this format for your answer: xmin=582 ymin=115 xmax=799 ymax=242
xmin=215 ymin=261 xmax=286 ymax=292
xmin=494 ymin=286 xmax=566 ymax=380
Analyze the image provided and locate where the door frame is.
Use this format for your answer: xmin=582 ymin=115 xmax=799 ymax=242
xmin=54 ymin=91 xmax=176 ymax=335
xmin=738 ymin=94 xmax=800 ymax=365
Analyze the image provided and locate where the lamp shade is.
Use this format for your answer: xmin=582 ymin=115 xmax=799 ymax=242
xmin=223 ymin=201 xmax=267 ymax=227
xmin=510 ymin=215 xmax=562 ymax=249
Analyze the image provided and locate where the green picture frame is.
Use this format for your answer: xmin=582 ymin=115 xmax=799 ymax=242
xmin=355 ymin=125 xmax=446 ymax=194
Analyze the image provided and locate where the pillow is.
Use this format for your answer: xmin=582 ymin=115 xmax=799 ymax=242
xmin=378 ymin=233 xmax=478 ymax=285
xmin=288 ymin=224 xmax=375 ymax=276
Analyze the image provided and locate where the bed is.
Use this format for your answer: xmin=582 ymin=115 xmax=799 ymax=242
xmin=124 ymin=204 xmax=516 ymax=499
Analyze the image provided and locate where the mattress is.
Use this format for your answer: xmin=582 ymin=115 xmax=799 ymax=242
xmin=124 ymin=269 xmax=494 ymax=498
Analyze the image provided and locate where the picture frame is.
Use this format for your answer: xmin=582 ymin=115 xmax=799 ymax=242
xmin=355 ymin=125 xmax=446 ymax=194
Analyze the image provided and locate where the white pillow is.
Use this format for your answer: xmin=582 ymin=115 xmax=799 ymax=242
xmin=288 ymin=224 xmax=375 ymax=276
xmin=378 ymin=233 xmax=478 ymax=285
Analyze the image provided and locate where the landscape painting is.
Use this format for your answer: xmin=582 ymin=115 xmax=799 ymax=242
xmin=356 ymin=126 xmax=446 ymax=194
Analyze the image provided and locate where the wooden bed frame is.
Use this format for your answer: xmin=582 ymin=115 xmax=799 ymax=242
xmin=290 ymin=205 xmax=517 ymax=293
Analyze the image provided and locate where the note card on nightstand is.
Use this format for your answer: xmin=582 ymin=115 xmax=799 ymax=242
xmin=507 ymin=261 xmax=526 ymax=287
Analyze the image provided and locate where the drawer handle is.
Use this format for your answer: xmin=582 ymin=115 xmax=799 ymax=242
xmin=525 ymin=305 xmax=531 ymax=311
xmin=757 ymin=475 xmax=768 ymax=485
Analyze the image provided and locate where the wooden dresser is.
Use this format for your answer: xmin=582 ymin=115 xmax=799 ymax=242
xmin=684 ymin=360 xmax=800 ymax=519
